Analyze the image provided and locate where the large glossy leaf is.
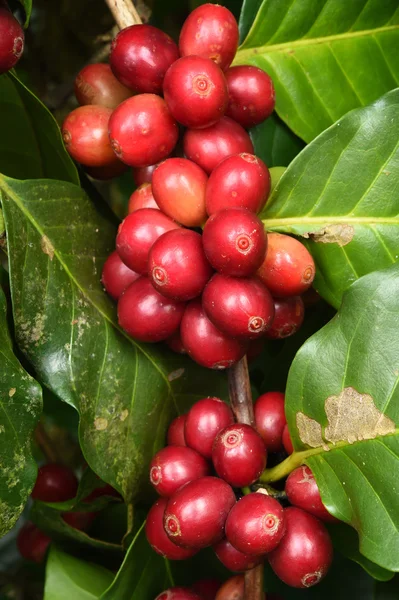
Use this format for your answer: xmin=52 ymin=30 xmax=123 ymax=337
xmin=235 ymin=0 xmax=399 ymax=142
xmin=250 ymin=113 xmax=305 ymax=168
xmin=18 ymin=0 xmax=32 ymax=26
xmin=260 ymin=89 xmax=399 ymax=308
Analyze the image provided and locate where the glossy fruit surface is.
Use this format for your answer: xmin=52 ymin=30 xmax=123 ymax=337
xmin=62 ymin=511 xmax=96 ymax=531
xmin=265 ymin=296 xmax=305 ymax=340
xmin=213 ymin=538 xmax=263 ymax=572
xmin=254 ymin=391 xmax=286 ymax=453
xmin=145 ymin=498 xmax=197 ymax=560
xmin=268 ymin=507 xmax=333 ymax=588
xmin=74 ymin=63 xmax=132 ymax=108
xmin=17 ymin=523 xmax=51 ymax=563
xmin=128 ymin=183 xmax=159 ymax=213
xmin=191 ymin=580 xmax=221 ymax=600
xmin=167 ymin=414 xmax=187 ymax=446
xmin=285 ymin=466 xmax=337 ymax=523
xmin=132 ymin=163 xmax=160 ymax=186
xmin=109 ymin=94 xmax=178 ymax=167
xmin=31 ymin=464 xmax=78 ymax=502
xmin=202 ymin=208 xmax=267 ymax=277
xmin=183 ymin=117 xmax=254 ymax=174
xmin=185 ymin=397 xmax=234 ymax=458
xmin=206 ymin=153 xmax=270 ymax=215
xmin=282 ymin=424 xmax=294 ymax=454
xmin=150 ymin=445 xmax=210 ymax=497
xmin=156 ymin=587 xmax=202 ymax=600
xmin=102 ymin=251 xmax=140 ymax=300
xmin=110 ymin=24 xmax=179 ymax=94
xmin=225 ymin=492 xmax=285 ymax=555
xmin=166 ymin=330 xmax=187 ymax=355
xmin=215 ymin=576 xmax=244 ymax=600
xmin=164 ymin=476 xmax=236 ymax=548
xmin=0 ymin=7 xmax=24 ymax=74
xmin=225 ymin=66 xmax=275 ymax=127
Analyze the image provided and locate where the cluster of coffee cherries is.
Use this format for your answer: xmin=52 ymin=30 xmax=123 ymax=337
xmin=155 ymin=576 xmax=283 ymax=600
xmin=0 ymin=1 xmax=24 ymax=74
xmin=146 ymin=394 xmax=336 ymax=595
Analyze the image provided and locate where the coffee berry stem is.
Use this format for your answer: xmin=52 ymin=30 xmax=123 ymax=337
xmin=104 ymin=0 xmax=142 ymax=29
xmin=260 ymin=448 xmax=319 ymax=483
xmin=251 ymin=483 xmax=287 ymax=501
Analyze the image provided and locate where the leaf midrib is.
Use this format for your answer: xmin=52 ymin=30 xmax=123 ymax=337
xmin=262 ymin=216 xmax=399 ymax=227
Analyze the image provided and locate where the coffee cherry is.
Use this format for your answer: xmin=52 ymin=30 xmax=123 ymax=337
xmin=152 ymin=158 xmax=208 ymax=227
xmin=167 ymin=415 xmax=187 ymax=446
xmin=282 ymin=424 xmax=294 ymax=455
xmin=257 ymin=233 xmax=315 ymax=297
xmin=132 ymin=163 xmax=160 ymax=186
xmin=149 ymin=229 xmax=213 ymax=301
xmin=265 ymin=296 xmax=305 ymax=340
xmin=128 ymin=183 xmax=159 ymax=213
xmin=31 ymin=464 xmax=78 ymax=502
xmin=62 ymin=106 xmax=116 ymax=167
xmin=191 ymin=580 xmax=221 ymax=600
xmin=102 ymin=251 xmax=140 ymax=300
xmin=166 ymin=331 xmax=187 ymax=355
xmin=74 ymin=63 xmax=132 ymax=109
xmin=185 ymin=397 xmax=233 ymax=458
xmin=202 ymin=208 xmax=267 ymax=277
xmin=184 ymin=117 xmax=254 ymax=174
xmin=110 ymin=24 xmax=179 ymax=94
xmin=85 ymin=161 xmax=127 ymax=180
xmin=179 ymin=4 xmax=239 ymax=71
xmin=268 ymin=507 xmax=333 ymax=588
xmin=62 ymin=511 xmax=96 ymax=531
xmin=203 ymin=275 xmax=274 ymax=339
xmin=0 ymin=6 xmax=24 ymax=74
xmin=213 ymin=538 xmax=263 ymax=572
xmin=225 ymin=492 xmax=285 ymax=555
xmin=118 ymin=277 xmax=185 ymax=342
xmin=254 ymin=391 xmax=286 ymax=453
xmin=225 ymin=66 xmax=275 ymax=128
xmin=156 ymin=588 xmax=202 ymax=600
xmin=164 ymin=476 xmax=236 ymax=548
xmin=285 ymin=466 xmax=337 ymax=523
xmin=181 ymin=300 xmax=248 ymax=369
xmin=150 ymin=446 xmax=210 ymax=497
xmin=109 ymin=95 xmax=179 ymax=167
xmin=17 ymin=523 xmax=51 ymax=563
xmin=206 ymin=154 xmax=270 ymax=215
xmin=145 ymin=498 xmax=197 ymax=560
xmin=215 ymin=576 xmax=244 ymax=600
xmin=116 ymin=208 xmax=179 ymax=274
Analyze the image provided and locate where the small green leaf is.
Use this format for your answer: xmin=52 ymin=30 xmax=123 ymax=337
xmin=18 ymin=0 xmax=32 ymax=26
xmin=250 ymin=114 xmax=305 ymax=168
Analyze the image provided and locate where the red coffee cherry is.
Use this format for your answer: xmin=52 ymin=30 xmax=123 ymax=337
xmin=184 ymin=117 xmax=254 ymax=174
xmin=102 ymin=251 xmax=140 ymax=300
xmin=0 ymin=6 xmax=24 ymax=74
xmin=145 ymin=498 xmax=197 ymax=560
xmin=225 ymin=66 xmax=275 ymax=128
xmin=132 ymin=163 xmax=160 ymax=186
xmin=203 ymin=275 xmax=274 ymax=339
xmin=206 ymin=153 xmax=270 ymax=215
xmin=85 ymin=161 xmax=127 ymax=180
xmin=156 ymin=588 xmax=202 ymax=600
xmin=116 ymin=208 xmax=179 ymax=274
xmin=285 ymin=466 xmax=337 ymax=523
xmin=191 ymin=580 xmax=221 ymax=600
xmin=215 ymin=576 xmax=244 ymax=600
xmin=149 ymin=229 xmax=213 ymax=301
xmin=167 ymin=414 xmax=187 ymax=446
xmin=254 ymin=391 xmax=286 ymax=453
xmin=62 ymin=105 xmax=116 ymax=167
xmin=118 ymin=277 xmax=185 ymax=342
xmin=31 ymin=464 xmax=78 ymax=502
xmin=181 ymin=299 xmax=248 ymax=370
xmin=62 ymin=511 xmax=96 ymax=531
xmin=110 ymin=24 xmax=179 ymax=94
xmin=268 ymin=507 xmax=333 ymax=588
xmin=185 ymin=397 xmax=233 ymax=458
xmin=128 ymin=183 xmax=159 ymax=213
xmin=282 ymin=424 xmax=294 ymax=455
xmin=179 ymin=3 xmax=239 ymax=71
xmin=164 ymin=56 xmax=228 ymax=129
xmin=152 ymin=158 xmax=208 ymax=227
xmin=150 ymin=446 xmax=210 ymax=497
xmin=257 ymin=233 xmax=315 ymax=297
xmin=74 ymin=63 xmax=132 ymax=109
xmin=202 ymin=208 xmax=267 ymax=277
xmin=164 ymin=476 xmax=236 ymax=549
xmin=109 ymin=95 xmax=179 ymax=167
xmin=265 ymin=296 xmax=305 ymax=340
xmin=17 ymin=523 xmax=50 ymax=563
xmin=225 ymin=492 xmax=285 ymax=555
xmin=166 ymin=330 xmax=187 ymax=355
xmin=213 ymin=538 xmax=263 ymax=572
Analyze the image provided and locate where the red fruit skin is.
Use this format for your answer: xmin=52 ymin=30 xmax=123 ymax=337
xmin=102 ymin=251 xmax=140 ymax=300
xmin=185 ymin=398 xmax=233 ymax=459
xmin=206 ymin=153 xmax=270 ymax=215
xmin=62 ymin=511 xmax=96 ymax=531
xmin=0 ymin=7 xmax=24 ymax=74
xmin=62 ymin=105 xmax=116 ymax=167
xmin=150 ymin=445 xmax=210 ymax=497
xmin=164 ymin=476 xmax=236 ymax=549
xmin=282 ymin=424 xmax=294 ymax=455
xmin=285 ymin=466 xmax=338 ymax=523
xmin=225 ymin=493 xmax=285 ymax=556
xmin=225 ymin=66 xmax=275 ymax=128
xmin=254 ymin=391 xmax=286 ymax=453
xmin=109 ymin=95 xmax=179 ymax=167
xmin=85 ymin=161 xmax=127 ymax=180
xmin=184 ymin=117 xmax=254 ymax=174
xmin=118 ymin=277 xmax=185 ymax=342
xmin=265 ymin=296 xmax=305 ymax=340
xmin=167 ymin=414 xmax=187 ymax=446
xmin=149 ymin=229 xmax=213 ymax=301
xmin=17 ymin=523 xmax=51 ymax=563
xmin=181 ymin=300 xmax=248 ymax=370
xmin=268 ymin=507 xmax=333 ymax=588
xmin=164 ymin=56 xmax=228 ymax=129
xmin=74 ymin=63 xmax=132 ymax=109
xmin=156 ymin=588 xmax=202 ymax=600
xmin=128 ymin=183 xmax=159 ymax=213
xmin=179 ymin=4 xmax=239 ymax=71
xmin=202 ymin=208 xmax=267 ymax=277
xmin=110 ymin=24 xmax=179 ymax=94
xmin=145 ymin=498 xmax=197 ymax=560
xmin=152 ymin=158 xmax=208 ymax=227
xmin=215 ymin=576 xmax=244 ymax=600
xmin=116 ymin=208 xmax=179 ymax=274
xmin=203 ymin=275 xmax=274 ymax=339
xmin=166 ymin=330 xmax=187 ymax=355
xmin=132 ymin=163 xmax=159 ymax=186
xmin=191 ymin=580 xmax=221 ymax=600
xmin=213 ymin=538 xmax=263 ymax=572
xmin=257 ymin=233 xmax=315 ymax=297
xmin=31 ymin=464 xmax=78 ymax=503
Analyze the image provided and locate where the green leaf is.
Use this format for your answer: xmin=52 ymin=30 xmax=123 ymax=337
xmin=250 ymin=114 xmax=305 ymax=168
xmin=18 ymin=0 xmax=32 ymax=26
xmin=0 ymin=208 xmax=3 ymax=237
xmin=0 ymin=286 xmax=41 ymax=536
xmin=261 ymin=89 xmax=399 ymax=308
xmin=238 ymin=0 xmax=262 ymax=42
xmin=235 ymin=0 xmax=399 ymax=142
xmin=0 ymin=72 xmax=78 ymax=183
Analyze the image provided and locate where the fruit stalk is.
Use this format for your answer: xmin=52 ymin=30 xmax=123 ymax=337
xmin=104 ymin=0 xmax=142 ymax=29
